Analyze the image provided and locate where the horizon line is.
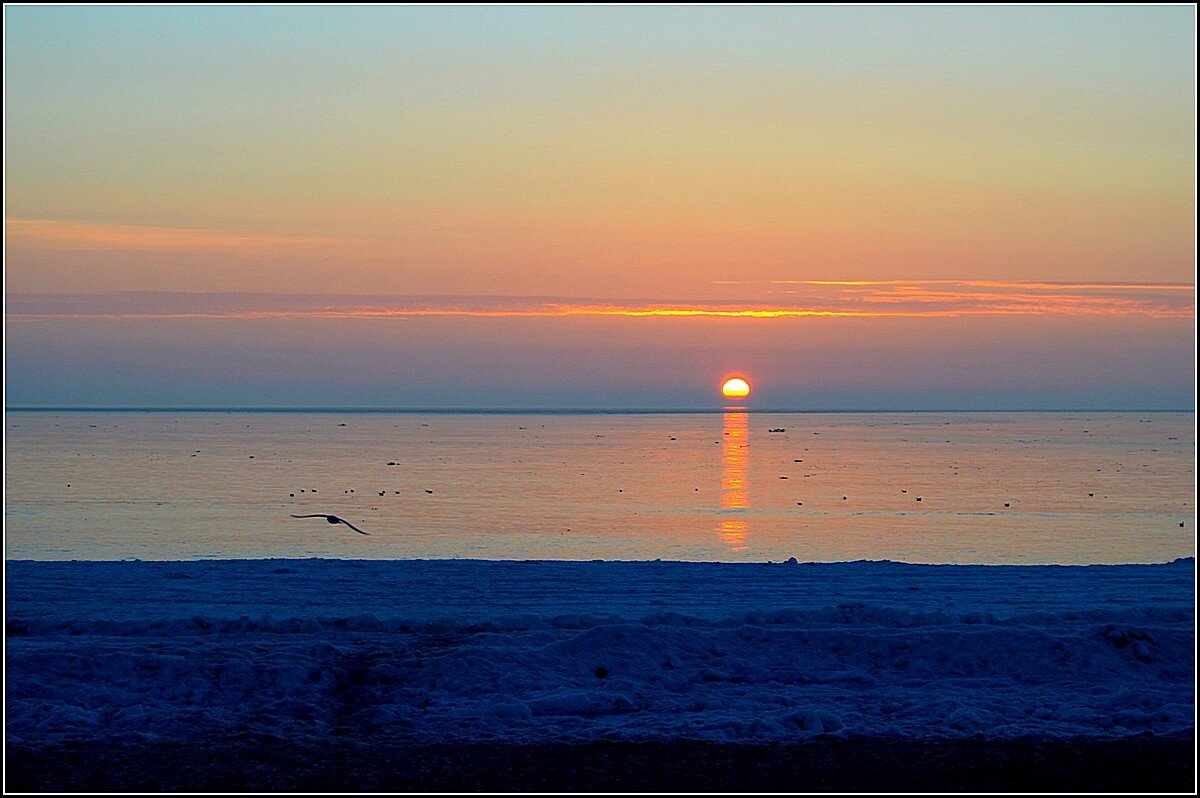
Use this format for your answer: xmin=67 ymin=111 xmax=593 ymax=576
xmin=5 ymin=406 xmax=1194 ymax=415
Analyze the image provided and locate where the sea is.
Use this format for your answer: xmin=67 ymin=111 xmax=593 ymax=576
xmin=4 ymin=410 xmax=1194 ymax=563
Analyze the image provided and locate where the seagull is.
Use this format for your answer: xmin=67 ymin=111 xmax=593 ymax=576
xmin=290 ymin=514 xmax=370 ymax=535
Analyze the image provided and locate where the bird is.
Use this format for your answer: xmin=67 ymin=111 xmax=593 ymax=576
xmin=290 ymin=514 xmax=370 ymax=535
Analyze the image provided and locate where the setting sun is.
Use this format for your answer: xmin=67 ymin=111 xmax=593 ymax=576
xmin=721 ymin=377 xmax=751 ymax=399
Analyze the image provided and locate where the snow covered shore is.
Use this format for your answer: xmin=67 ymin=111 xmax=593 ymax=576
xmin=6 ymin=558 xmax=1194 ymax=745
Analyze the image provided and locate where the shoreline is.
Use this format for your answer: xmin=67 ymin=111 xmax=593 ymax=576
xmin=7 ymin=555 xmax=1196 ymax=564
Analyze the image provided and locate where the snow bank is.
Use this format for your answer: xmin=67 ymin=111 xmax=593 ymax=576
xmin=6 ymin=558 xmax=1194 ymax=745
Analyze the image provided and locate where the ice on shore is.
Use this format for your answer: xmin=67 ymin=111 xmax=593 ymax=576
xmin=6 ymin=558 xmax=1194 ymax=745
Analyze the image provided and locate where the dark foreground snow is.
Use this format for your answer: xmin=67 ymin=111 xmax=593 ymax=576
xmin=6 ymin=558 xmax=1195 ymax=747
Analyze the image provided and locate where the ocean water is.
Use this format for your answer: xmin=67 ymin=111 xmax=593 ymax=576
xmin=4 ymin=410 xmax=1194 ymax=563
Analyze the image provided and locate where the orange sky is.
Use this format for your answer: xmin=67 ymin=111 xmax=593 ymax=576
xmin=3 ymin=7 xmax=1195 ymax=408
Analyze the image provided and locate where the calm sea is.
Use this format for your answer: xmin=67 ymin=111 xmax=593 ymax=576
xmin=4 ymin=410 xmax=1194 ymax=563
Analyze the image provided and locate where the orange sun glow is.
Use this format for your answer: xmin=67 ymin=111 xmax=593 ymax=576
xmin=721 ymin=377 xmax=751 ymax=399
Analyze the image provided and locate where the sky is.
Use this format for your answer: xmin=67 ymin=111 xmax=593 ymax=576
xmin=4 ymin=5 xmax=1196 ymax=409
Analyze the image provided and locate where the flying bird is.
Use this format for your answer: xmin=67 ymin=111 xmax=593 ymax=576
xmin=290 ymin=514 xmax=370 ymax=535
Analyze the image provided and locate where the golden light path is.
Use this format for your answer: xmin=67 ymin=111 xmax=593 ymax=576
xmin=718 ymin=378 xmax=752 ymax=550
xmin=719 ymin=408 xmax=750 ymax=552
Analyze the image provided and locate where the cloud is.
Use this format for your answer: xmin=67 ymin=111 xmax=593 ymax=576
xmin=5 ymin=218 xmax=330 ymax=251
xmin=6 ymin=281 xmax=1193 ymax=321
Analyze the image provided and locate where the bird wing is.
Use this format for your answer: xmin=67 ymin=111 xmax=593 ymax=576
xmin=290 ymin=514 xmax=329 ymax=519
xmin=337 ymin=518 xmax=371 ymax=535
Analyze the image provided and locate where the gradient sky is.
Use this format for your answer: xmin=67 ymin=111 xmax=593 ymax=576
xmin=4 ymin=6 xmax=1196 ymax=409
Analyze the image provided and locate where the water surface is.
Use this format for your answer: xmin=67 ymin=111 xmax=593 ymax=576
xmin=5 ymin=410 xmax=1194 ymax=563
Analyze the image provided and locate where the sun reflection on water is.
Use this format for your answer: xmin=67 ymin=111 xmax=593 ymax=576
xmin=719 ymin=408 xmax=749 ymax=551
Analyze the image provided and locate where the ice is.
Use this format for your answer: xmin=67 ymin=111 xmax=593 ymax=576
xmin=5 ymin=558 xmax=1194 ymax=745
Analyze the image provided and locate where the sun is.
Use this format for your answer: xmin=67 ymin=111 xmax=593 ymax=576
xmin=721 ymin=377 xmax=751 ymax=399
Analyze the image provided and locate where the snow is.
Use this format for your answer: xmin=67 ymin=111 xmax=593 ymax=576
xmin=5 ymin=558 xmax=1194 ymax=745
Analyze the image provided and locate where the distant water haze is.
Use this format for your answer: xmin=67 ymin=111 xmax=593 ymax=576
xmin=5 ymin=309 xmax=1194 ymax=410
xmin=5 ymin=410 xmax=1193 ymax=563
